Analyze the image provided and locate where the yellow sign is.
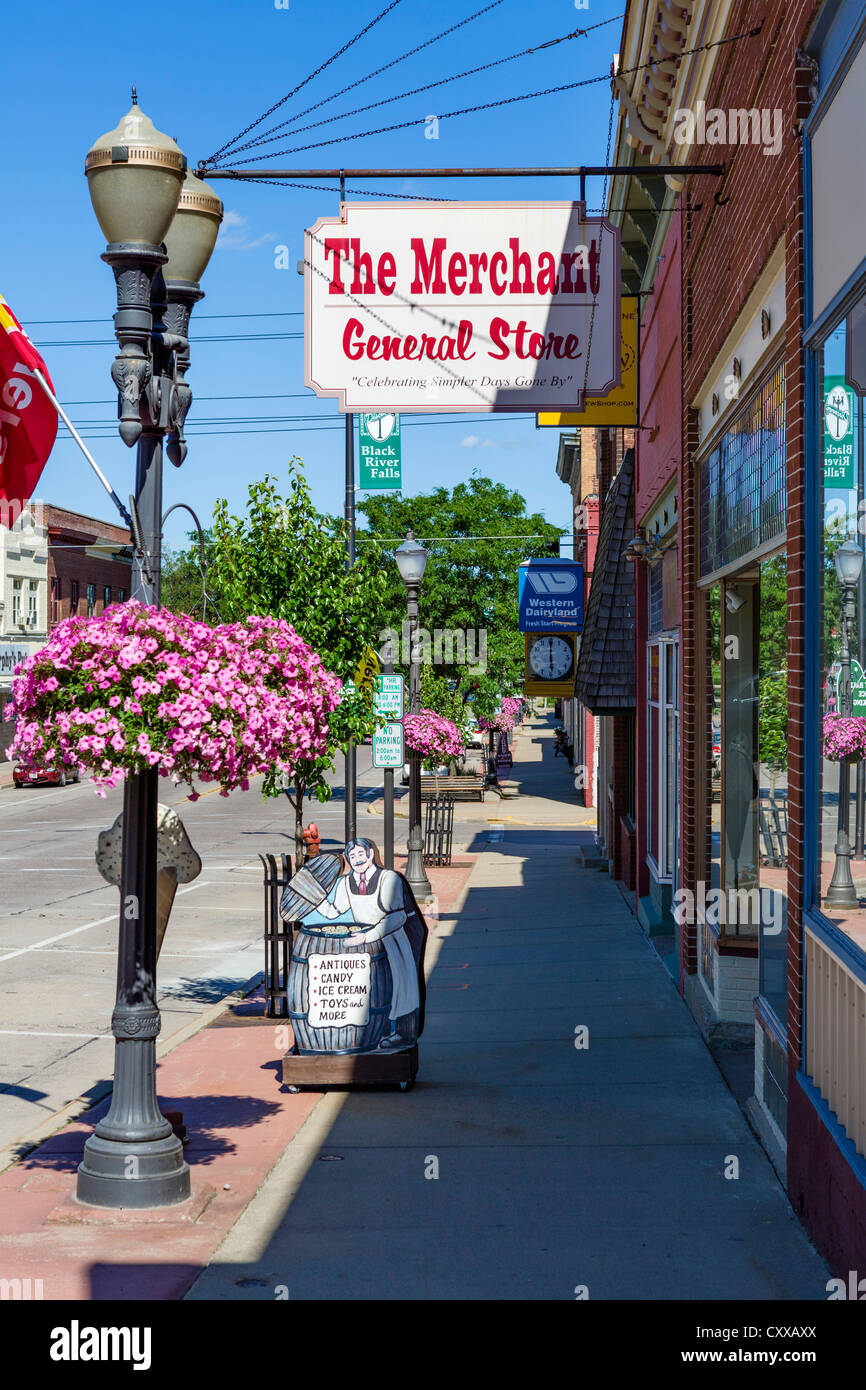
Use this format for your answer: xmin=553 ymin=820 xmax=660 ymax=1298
xmin=536 ymin=297 xmax=638 ymax=428
xmin=354 ymin=646 xmax=381 ymax=695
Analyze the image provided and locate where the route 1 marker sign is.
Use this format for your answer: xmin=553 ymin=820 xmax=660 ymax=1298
xmin=360 ymin=413 xmax=402 ymax=489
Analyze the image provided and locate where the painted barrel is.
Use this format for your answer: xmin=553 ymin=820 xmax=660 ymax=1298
xmin=288 ymin=928 xmax=393 ymax=1055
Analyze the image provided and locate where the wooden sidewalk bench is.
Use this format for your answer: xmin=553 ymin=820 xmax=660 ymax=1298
xmin=420 ymin=776 xmax=486 ymax=802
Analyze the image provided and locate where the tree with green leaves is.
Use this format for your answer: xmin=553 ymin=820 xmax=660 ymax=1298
xmin=208 ymin=461 xmax=387 ymax=863
xmin=358 ymin=475 xmax=563 ymax=718
xmin=161 ymin=527 xmax=222 ymax=619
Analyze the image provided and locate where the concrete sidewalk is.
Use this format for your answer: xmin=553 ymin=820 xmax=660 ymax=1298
xmin=186 ymin=721 xmax=828 ymax=1301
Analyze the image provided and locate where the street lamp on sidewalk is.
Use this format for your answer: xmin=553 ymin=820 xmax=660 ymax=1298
xmin=76 ymin=95 xmax=222 ymax=1209
xmin=825 ymin=538 xmax=865 ymax=909
xmin=395 ymin=530 xmax=432 ymax=898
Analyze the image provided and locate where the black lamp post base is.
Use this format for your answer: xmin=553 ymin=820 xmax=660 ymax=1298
xmin=77 ymin=1133 xmax=190 ymax=1210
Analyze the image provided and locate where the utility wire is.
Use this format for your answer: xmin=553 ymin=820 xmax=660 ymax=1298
xmin=55 ymin=415 xmax=535 ymax=441
xmin=36 ymin=333 xmax=304 ymax=348
xmin=23 ymin=312 xmax=303 ymax=325
xmin=238 ymin=15 xmax=624 ymax=154
xmin=226 ymin=0 xmax=507 ymax=158
xmin=210 ymin=23 xmax=763 ymax=167
xmin=208 ymin=0 xmax=406 ymax=165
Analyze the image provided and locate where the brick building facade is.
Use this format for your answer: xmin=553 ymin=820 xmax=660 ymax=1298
xmin=566 ymin=0 xmax=866 ymax=1275
xmin=44 ymin=504 xmax=132 ymax=628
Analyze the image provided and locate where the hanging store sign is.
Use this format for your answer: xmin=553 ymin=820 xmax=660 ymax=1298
xmin=305 ymin=202 xmax=621 ymax=413
xmin=518 ymin=559 xmax=584 ymax=632
xmin=536 ymin=296 xmax=639 ymax=428
xmin=359 ymin=413 xmax=402 ymax=489
xmin=824 ymin=375 xmax=856 ymax=487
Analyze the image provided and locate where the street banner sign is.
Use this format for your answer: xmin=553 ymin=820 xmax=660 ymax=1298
xmin=536 ymin=297 xmax=638 ymax=428
xmin=374 ymin=673 xmax=405 ymax=721
xmin=518 ymin=559 xmax=584 ymax=632
xmin=373 ymin=721 xmax=405 ymax=768
xmin=305 ymin=201 xmax=621 ymax=413
xmin=849 ymin=659 xmax=866 ymax=716
xmin=359 ymin=413 xmax=402 ymax=489
xmin=824 ymin=375 xmax=856 ymax=487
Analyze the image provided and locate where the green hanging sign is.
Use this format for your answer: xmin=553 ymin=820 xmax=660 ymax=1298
xmin=849 ymin=659 xmax=866 ymax=717
xmin=824 ymin=375 xmax=856 ymax=488
xmin=359 ymin=414 xmax=402 ymax=490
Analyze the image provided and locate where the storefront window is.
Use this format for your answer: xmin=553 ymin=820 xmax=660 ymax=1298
xmin=700 ymin=552 xmax=788 ymax=1015
xmin=647 ymin=638 xmax=678 ymax=881
xmin=815 ymin=298 xmax=866 ymax=940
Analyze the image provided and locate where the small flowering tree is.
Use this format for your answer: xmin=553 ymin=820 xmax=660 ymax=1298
xmin=403 ymin=708 xmax=464 ymax=771
xmin=5 ymin=605 xmax=342 ymax=824
xmin=822 ymin=714 xmax=866 ymax=761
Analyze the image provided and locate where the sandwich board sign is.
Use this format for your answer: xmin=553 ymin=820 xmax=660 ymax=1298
xmin=360 ymin=414 xmax=402 ymax=489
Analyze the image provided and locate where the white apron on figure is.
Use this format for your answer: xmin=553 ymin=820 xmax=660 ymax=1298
xmin=330 ymin=869 xmax=420 ymax=1021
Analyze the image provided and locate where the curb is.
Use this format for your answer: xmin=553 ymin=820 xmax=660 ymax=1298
xmin=0 ymin=970 xmax=265 ymax=1174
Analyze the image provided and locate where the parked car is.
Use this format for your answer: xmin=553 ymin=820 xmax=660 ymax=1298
xmin=464 ymin=716 xmax=483 ymax=750
xmin=13 ymin=763 xmax=80 ymax=788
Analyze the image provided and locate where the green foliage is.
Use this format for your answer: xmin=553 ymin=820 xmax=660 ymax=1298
xmin=758 ymin=553 xmax=787 ymax=678
xmin=161 ymin=528 xmax=221 ymax=619
xmin=208 ymin=461 xmax=387 ymax=859
xmin=358 ymin=475 xmax=563 ymax=717
xmin=758 ymin=670 xmax=788 ymax=774
xmin=418 ymin=666 xmax=473 ymax=769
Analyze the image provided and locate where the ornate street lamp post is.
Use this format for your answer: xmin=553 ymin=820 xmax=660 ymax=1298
xmin=76 ymin=96 xmax=222 ymax=1208
xmin=395 ymin=530 xmax=432 ymax=898
xmin=825 ymin=538 xmax=865 ymax=909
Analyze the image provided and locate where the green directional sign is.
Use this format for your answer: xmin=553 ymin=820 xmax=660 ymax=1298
xmin=372 ymin=721 xmax=404 ymax=769
xmin=824 ymin=375 xmax=856 ymax=488
xmin=374 ymin=673 xmax=404 ymax=721
xmin=359 ymin=413 xmax=402 ymax=490
xmin=850 ymin=659 xmax=866 ymax=717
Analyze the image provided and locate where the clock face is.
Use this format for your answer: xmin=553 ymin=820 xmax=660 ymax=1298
xmin=528 ymin=635 xmax=573 ymax=680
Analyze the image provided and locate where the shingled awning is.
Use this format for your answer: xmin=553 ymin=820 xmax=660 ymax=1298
xmin=574 ymin=448 xmax=636 ymax=714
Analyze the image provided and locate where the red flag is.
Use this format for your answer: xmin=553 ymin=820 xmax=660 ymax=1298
xmin=0 ymin=292 xmax=58 ymax=506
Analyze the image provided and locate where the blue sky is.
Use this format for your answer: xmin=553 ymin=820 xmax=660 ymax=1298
xmin=3 ymin=0 xmax=623 ymax=549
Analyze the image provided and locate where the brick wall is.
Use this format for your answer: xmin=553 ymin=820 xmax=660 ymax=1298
xmin=679 ymin=0 xmax=821 ymax=997
xmin=636 ymin=218 xmax=682 ymax=522
xmin=44 ymin=504 xmax=132 ymax=626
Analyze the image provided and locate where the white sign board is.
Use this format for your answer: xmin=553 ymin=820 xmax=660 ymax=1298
xmin=308 ymin=952 xmax=371 ymax=1028
xmin=374 ymin=674 xmax=405 ymax=721
xmin=305 ymin=201 xmax=621 ymax=413
xmin=373 ymin=721 xmax=405 ymax=769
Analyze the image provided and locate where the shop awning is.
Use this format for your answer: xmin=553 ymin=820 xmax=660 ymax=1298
xmin=573 ymin=448 xmax=636 ymax=714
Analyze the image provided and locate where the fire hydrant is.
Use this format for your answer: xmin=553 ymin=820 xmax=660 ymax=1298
xmin=303 ymin=823 xmax=321 ymax=859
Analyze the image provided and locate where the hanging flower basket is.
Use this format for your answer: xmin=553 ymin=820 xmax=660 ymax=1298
xmin=4 ymin=602 xmax=342 ymax=796
xmin=822 ymin=714 xmax=866 ymax=762
xmin=402 ymin=708 xmax=464 ymax=765
xmin=478 ymin=711 xmax=514 ymax=734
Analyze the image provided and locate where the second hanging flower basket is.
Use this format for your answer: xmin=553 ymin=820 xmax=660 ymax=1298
xmin=822 ymin=714 xmax=866 ymax=762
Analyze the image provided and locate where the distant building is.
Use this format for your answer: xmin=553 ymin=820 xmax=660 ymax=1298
xmin=43 ymin=504 xmax=132 ymax=629
xmin=0 ymin=503 xmax=131 ymax=759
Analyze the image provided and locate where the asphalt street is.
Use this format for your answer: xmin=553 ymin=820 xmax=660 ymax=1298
xmin=0 ymin=744 xmax=407 ymax=1163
